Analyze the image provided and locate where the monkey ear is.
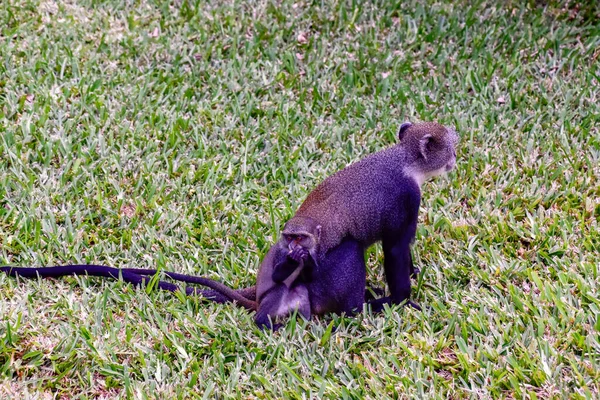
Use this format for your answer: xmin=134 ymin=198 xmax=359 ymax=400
xmin=419 ymin=134 xmax=432 ymax=160
xmin=398 ymin=122 xmax=413 ymax=141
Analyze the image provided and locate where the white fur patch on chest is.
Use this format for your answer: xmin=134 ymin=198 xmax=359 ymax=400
xmin=404 ymin=166 xmax=447 ymax=186
xmin=276 ymin=285 xmax=309 ymax=316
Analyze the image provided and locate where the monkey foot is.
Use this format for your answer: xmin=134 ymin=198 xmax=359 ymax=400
xmin=410 ymin=267 xmax=421 ymax=279
xmin=406 ymin=300 xmax=421 ymax=310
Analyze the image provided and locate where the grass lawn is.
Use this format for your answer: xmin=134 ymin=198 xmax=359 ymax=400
xmin=1 ymin=0 xmax=599 ymax=398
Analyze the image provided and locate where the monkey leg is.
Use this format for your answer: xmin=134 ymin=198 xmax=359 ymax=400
xmin=381 ymin=233 xmax=420 ymax=309
xmin=308 ymin=238 xmax=366 ymax=316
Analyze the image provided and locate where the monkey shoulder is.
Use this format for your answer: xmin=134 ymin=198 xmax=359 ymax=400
xmin=390 ymin=173 xmax=421 ymax=206
xmin=358 ymin=167 xmax=421 ymax=209
xmin=383 ymin=174 xmax=421 ymax=222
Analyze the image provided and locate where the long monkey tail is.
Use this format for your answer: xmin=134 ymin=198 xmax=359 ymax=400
xmin=120 ymin=268 xmax=257 ymax=302
xmin=0 ymin=265 xmax=257 ymax=311
xmin=0 ymin=265 xmax=182 ymax=291
xmin=123 ymin=269 xmax=257 ymax=310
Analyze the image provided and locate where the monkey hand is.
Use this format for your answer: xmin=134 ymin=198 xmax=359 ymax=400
xmin=287 ymin=247 xmax=309 ymax=263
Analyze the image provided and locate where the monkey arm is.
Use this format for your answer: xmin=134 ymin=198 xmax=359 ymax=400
xmin=299 ymin=257 xmax=316 ymax=282
xmin=376 ymin=181 xmax=422 ymax=308
xmin=382 ymin=223 xmax=419 ymax=308
xmin=271 ymin=257 xmax=305 ymax=283
xmin=272 ymin=245 xmax=316 ymax=283
xmin=382 ymin=238 xmax=412 ymax=303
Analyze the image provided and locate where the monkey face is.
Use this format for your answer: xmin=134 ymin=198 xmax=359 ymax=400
xmin=445 ymin=149 xmax=457 ymax=171
xmin=283 ymin=234 xmax=315 ymax=251
xmin=426 ymin=145 xmax=456 ymax=179
xmin=281 ymin=217 xmax=322 ymax=252
xmin=402 ymin=124 xmax=458 ymax=185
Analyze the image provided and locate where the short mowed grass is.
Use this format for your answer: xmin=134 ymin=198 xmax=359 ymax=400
xmin=1 ymin=0 xmax=599 ymax=398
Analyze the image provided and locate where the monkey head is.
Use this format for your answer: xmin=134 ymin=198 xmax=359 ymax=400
xmin=281 ymin=216 xmax=322 ymax=259
xmin=398 ymin=121 xmax=459 ymax=185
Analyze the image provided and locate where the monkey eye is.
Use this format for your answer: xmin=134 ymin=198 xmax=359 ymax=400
xmin=284 ymin=234 xmax=307 ymax=243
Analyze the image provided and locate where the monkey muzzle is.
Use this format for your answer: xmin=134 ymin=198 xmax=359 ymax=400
xmin=445 ymin=156 xmax=456 ymax=171
xmin=288 ymin=238 xmax=302 ymax=251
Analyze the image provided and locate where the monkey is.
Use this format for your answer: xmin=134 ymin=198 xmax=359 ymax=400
xmin=251 ymin=236 xmax=366 ymax=330
xmin=250 ymin=216 xmax=320 ymax=328
xmin=251 ymin=121 xmax=458 ymax=324
xmin=292 ymin=121 xmax=457 ymax=309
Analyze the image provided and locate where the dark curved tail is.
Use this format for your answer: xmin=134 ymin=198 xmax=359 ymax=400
xmin=119 ymin=268 xmax=257 ymax=309
xmin=0 ymin=265 xmax=257 ymax=310
xmin=119 ymin=268 xmax=257 ymax=305
xmin=0 ymin=265 xmax=180 ymax=292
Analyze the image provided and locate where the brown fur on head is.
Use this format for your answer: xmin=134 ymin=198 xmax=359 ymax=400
xmin=398 ymin=121 xmax=458 ymax=184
